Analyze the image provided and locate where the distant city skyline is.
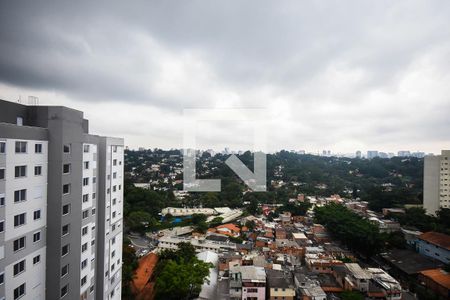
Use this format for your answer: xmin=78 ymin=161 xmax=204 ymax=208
xmin=1 ymin=1 xmax=449 ymax=154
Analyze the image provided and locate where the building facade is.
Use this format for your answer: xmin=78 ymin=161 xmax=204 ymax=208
xmin=416 ymin=232 xmax=450 ymax=264
xmin=424 ymin=150 xmax=450 ymax=215
xmin=0 ymin=99 xmax=124 ymax=300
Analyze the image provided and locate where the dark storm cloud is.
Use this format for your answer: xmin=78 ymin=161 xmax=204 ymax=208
xmin=0 ymin=0 xmax=449 ymax=152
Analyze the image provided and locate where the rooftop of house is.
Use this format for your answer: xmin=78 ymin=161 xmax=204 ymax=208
xmin=217 ymin=223 xmax=241 ymax=233
xmin=275 ymin=239 xmax=299 ymax=248
xmin=231 ymin=265 xmax=266 ymax=282
xmin=420 ymin=269 xmax=450 ymax=289
xmin=345 ymin=263 xmax=371 ymax=279
xmin=266 ymin=269 xmax=295 ymax=289
xmin=381 ymin=249 xmax=443 ymax=275
xmin=419 ymin=231 xmax=450 ymax=250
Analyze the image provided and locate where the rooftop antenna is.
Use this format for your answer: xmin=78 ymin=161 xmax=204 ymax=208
xmin=28 ymin=95 xmax=39 ymax=106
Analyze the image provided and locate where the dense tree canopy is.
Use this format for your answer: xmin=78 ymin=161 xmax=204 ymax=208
xmin=155 ymin=243 xmax=212 ymax=300
xmin=314 ymin=203 xmax=384 ymax=257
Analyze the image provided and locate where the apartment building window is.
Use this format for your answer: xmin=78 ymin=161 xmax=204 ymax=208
xmin=82 ymin=242 xmax=88 ymax=252
xmin=63 ymin=144 xmax=70 ymax=153
xmin=62 ymin=224 xmax=69 ymax=236
xmin=34 ymin=166 xmax=42 ymax=176
xmin=0 ymin=168 xmax=4 ymax=180
xmin=33 ymin=231 xmax=41 ymax=242
xmin=62 ymin=184 xmax=70 ymax=195
xmin=111 ymin=237 xmax=116 ymax=245
xmin=82 ymin=226 xmax=88 ymax=236
xmin=35 ymin=143 xmax=42 ymax=153
xmin=83 ymin=177 xmax=89 ymax=186
xmin=15 ymin=166 xmax=26 ymax=178
xmin=14 ymin=189 xmax=26 ymax=202
xmin=60 ymin=284 xmax=68 ymax=298
xmin=63 ymin=164 xmax=70 ymax=174
xmin=119 ymin=184 xmax=122 ymax=190
xmin=83 ymin=145 xmax=90 ymax=153
xmin=62 ymin=204 xmax=70 ymax=215
xmin=81 ymin=275 xmax=87 ymax=286
xmin=92 ymin=177 xmax=96 ymax=184
xmin=81 ymin=259 xmax=88 ymax=269
xmin=0 ymin=220 xmax=3 ymax=233
xmin=0 ymin=195 xmax=4 ymax=206
xmin=14 ymin=213 xmax=26 ymax=227
xmin=13 ymin=237 xmax=25 ymax=252
xmin=13 ymin=260 xmax=25 ymax=276
xmin=82 ymin=194 xmax=89 ymax=203
xmin=84 ymin=161 xmax=89 ymax=169
xmin=62 ymin=244 xmax=70 ymax=256
xmin=113 ymin=185 xmax=117 ymax=192
xmin=16 ymin=117 xmax=23 ymax=126
xmin=92 ymin=208 xmax=96 ymax=215
xmin=82 ymin=210 xmax=89 ymax=219
xmin=113 ymin=172 xmax=117 ymax=179
xmin=15 ymin=141 xmax=27 ymax=153
xmin=92 ymin=192 xmax=96 ymax=199
xmin=33 ymin=255 xmax=40 ymax=265
xmin=0 ymin=272 xmax=4 ymax=285
xmin=61 ymin=265 xmax=69 ymax=277
xmin=91 ymin=240 xmax=95 ymax=246
xmin=89 ymin=285 xmax=94 ymax=294
xmin=13 ymin=283 xmax=25 ymax=300
xmin=0 ymin=142 xmax=5 ymax=153
xmin=112 ymin=211 xmax=116 ymax=218
xmin=112 ymin=198 xmax=117 ymax=205
xmin=113 ymin=159 xmax=117 ymax=166
xmin=113 ymin=145 xmax=118 ymax=152
xmin=33 ymin=210 xmax=41 ymax=220
xmin=111 ymin=250 xmax=116 ymax=258
xmin=111 ymin=263 xmax=115 ymax=272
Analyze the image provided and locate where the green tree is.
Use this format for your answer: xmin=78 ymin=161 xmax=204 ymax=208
xmin=155 ymin=259 xmax=211 ymax=300
xmin=340 ymin=291 xmax=364 ymax=300
xmin=127 ymin=211 xmax=155 ymax=233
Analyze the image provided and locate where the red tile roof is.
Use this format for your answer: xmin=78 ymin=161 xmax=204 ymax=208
xmin=217 ymin=223 xmax=240 ymax=233
xmin=419 ymin=232 xmax=450 ymax=250
xmin=420 ymin=269 xmax=450 ymax=289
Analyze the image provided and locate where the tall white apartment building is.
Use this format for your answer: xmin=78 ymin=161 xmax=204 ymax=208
xmin=0 ymin=99 xmax=124 ymax=300
xmin=424 ymin=150 xmax=450 ymax=215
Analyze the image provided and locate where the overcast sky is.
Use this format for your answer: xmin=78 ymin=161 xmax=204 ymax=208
xmin=1 ymin=1 xmax=449 ymax=154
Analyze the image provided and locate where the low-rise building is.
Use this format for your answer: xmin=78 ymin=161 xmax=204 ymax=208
xmin=418 ymin=268 xmax=450 ymax=299
xmin=344 ymin=263 xmax=371 ymax=292
xmin=229 ymin=265 xmax=266 ymax=300
xmin=366 ymin=268 xmax=402 ymax=300
xmin=267 ymin=269 xmax=296 ymax=300
xmin=294 ymin=273 xmax=327 ymax=300
xmin=157 ymin=236 xmax=236 ymax=253
xmin=417 ymin=232 xmax=450 ymax=264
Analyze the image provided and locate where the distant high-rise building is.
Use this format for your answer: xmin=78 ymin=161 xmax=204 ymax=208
xmin=424 ymin=150 xmax=450 ymax=215
xmin=398 ymin=151 xmax=411 ymax=157
xmin=355 ymin=151 xmax=362 ymax=158
xmin=378 ymin=152 xmax=388 ymax=158
xmin=0 ymin=99 xmax=124 ymax=300
xmin=367 ymin=151 xmax=379 ymax=159
xmin=411 ymin=151 xmax=425 ymax=158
